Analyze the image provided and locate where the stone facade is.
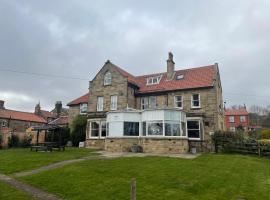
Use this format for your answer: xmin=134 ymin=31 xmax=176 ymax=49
xmin=68 ymin=105 xmax=80 ymax=125
xmin=105 ymin=138 xmax=189 ymax=154
xmin=0 ymin=118 xmax=44 ymax=132
xmin=86 ymin=54 xmax=224 ymax=153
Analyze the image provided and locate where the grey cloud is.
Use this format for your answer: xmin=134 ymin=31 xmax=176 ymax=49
xmin=0 ymin=0 xmax=270 ymax=112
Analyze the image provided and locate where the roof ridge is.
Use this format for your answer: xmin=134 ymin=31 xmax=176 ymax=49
xmin=1 ymin=109 xmax=39 ymax=115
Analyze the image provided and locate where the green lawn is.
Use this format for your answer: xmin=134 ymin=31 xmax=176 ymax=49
xmin=20 ymin=154 xmax=270 ymax=200
xmin=0 ymin=181 xmax=35 ymax=200
xmin=0 ymin=147 xmax=96 ymax=174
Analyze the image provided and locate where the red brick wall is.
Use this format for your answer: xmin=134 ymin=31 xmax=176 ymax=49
xmin=224 ymin=114 xmax=250 ymax=131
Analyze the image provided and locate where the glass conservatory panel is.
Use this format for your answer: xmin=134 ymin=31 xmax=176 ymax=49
xmin=148 ymin=121 xmax=163 ymax=136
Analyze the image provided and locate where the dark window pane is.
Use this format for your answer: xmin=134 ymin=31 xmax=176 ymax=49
xmin=91 ymin=129 xmax=99 ymax=137
xmin=187 ymin=130 xmax=200 ymax=138
xmin=124 ymin=122 xmax=139 ymax=136
xmin=193 ymin=100 xmax=200 ymax=107
xmin=165 ymin=123 xmax=172 ymax=136
xmin=187 ymin=121 xmax=199 ymax=129
xmin=143 ymin=122 xmax=146 ymax=136
xmin=193 ymin=94 xmax=199 ymax=100
xmin=91 ymin=122 xmax=99 ymax=129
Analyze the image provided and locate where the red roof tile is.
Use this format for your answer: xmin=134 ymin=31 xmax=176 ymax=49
xmin=114 ymin=65 xmax=139 ymax=86
xmin=134 ymin=65 xmax=215 ymax=93
xmin=225 ymin=108 xmax=249 ymax=116
xmin=0 ymin=109 xmax=46 ymax=123
xmin=67 ymin=93 xmax=89 ymax=106
xmin=49 ymin=116 xmax=68 ymax=125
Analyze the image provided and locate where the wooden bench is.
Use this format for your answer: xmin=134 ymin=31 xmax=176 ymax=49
xmin=30 ymin=145 xmax=52 ymax=152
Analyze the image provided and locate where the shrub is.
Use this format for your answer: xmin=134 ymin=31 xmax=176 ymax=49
xmin=70 ymin=115 xmax=87 ymax=146
xmin=257 ymin=129 xmax=270 ymax=139
xmin=0 ymin=131 xmax=2 ymax=149
xmin=8 ymin=134 xmax=20 ymax=148
xmin=19 ymin=135 xmax=32 ymax=147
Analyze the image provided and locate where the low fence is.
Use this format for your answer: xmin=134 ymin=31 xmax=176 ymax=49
xmin=212 ymin=133 xmax=270 ymax=156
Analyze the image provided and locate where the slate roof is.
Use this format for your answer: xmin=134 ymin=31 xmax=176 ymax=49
xmin=48 ymin=116 xmax=69 ymax=125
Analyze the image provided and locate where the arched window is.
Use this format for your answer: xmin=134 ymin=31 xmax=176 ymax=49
xmin=104 ymin=71 xmax=112 ymax=85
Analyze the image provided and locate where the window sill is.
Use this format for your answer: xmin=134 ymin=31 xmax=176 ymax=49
xmin=175 ymin=107 xmax=183 ymax=110
xmin=191 ymin=107 xmax=201 ymax=109
xmin=188 ymin=138 xmax=202 ymax=141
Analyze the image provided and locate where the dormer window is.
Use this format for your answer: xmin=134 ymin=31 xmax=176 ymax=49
xmin=176 ymin=74 xmax=184 ymax=80
xmin=104 ymin=71 xmax=112 ymax=85
xmin=147 ymin=75 xmax=162 ymax=85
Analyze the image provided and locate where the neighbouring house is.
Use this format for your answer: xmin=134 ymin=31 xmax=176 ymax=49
xmin=85 ymin=52 xmax=224 ymax=153
xmin=224 ymin=107 xmax=249 ymax=132
xmin=35 ymin=101 xmax=68 ymax=123
xmin=67 ymin=93 xmax=88 ymax=125
xmin=0 ymin=100 xmax=47 ymax=147
xmin=48 ymin=116 xmax=69 ymax=127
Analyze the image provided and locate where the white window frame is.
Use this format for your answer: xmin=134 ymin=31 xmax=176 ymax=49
xmin=104 ymin=71 xmax=112 ymax=85
xmin=149 ymin=96 xmax=156 ymax=109
xmin=141 ymin=97 xmax=149 ymax=110
xmin=1 ymin=120 xmax=7 ymax=127
xmin=79 ymin=103 xmax=88 ymax=114
xmin=89 ymin=120 xmax=107 ymax=138
xmin=146 ymin=75 xmax=162 ymax=85
xmin=89 ymin=121 xmax=100 ymax=138
xmin=110 ymin=95 xmax=118 ymax=111
xmin=229 ymin=127 xmax=236 ymax=132
xmin=191 ymin=94 xmax=200 ymax=108
xmin=187 ymin=118 xmax=202 ymax=140
xmin=240 ymin=116 xmax=246 ymax=122
xmin=97 ymin=97 xmax=104 ymax=112
xmin=174 ymin=95 xmax=183 ymax=109
xmin=229 ymin=116 xmax=235 ymax=123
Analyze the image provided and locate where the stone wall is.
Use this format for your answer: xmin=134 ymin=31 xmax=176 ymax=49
xmin=85 ymin=139 xmax=105 ymax=149
xmin=88 ymin=62 xmax=128 ymax=114
xmin=0 ymin=127 xmax=45 ymax=148
xmin=0 ymin=118 xmax=44 ymax=132
xmin=68 ymin=105 xmax=80 ymax=126
xmin=104 ymin=138 xmax=189 ymax=154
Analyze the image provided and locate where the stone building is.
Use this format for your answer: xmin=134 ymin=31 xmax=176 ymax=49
xmin=34 ymin=101 xmax=68 ymax=123
xmin=0 ymin=100 xmax=47 ymax=147
xmin=85 ymin=52 xmax=224 ymax=153
xmin=67 ymin=93 xmax=88 ymax=125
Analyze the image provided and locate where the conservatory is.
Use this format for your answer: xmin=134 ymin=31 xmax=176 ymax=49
xmin=87 ymin=109 xmax=193 ymax=153
xmin=106 ymin=109 xmax=187 ymax=138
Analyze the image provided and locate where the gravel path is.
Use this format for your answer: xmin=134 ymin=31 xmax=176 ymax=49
xmin=0 ymin=173 xmax=64 ymax=200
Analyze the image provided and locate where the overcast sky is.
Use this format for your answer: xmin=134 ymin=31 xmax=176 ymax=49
xmin=0 ymin=0 xmax=270 ymax=112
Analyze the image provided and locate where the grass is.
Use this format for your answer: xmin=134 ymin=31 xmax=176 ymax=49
xmin=0 ymin=181 xmax=35 ymax=200
xmin=20 ymin=154 xmax=270 ymax=200
xmin=0 ymin=147 xmax=97 ymax=174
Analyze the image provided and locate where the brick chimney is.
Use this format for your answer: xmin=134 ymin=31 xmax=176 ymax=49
xmin=55 ymin=101 xmax=62 ymax=117
xmin=167 ymin=52 xmax=175 ymax=80
xmin=0 ymin=100 xmax=5 ymax=109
